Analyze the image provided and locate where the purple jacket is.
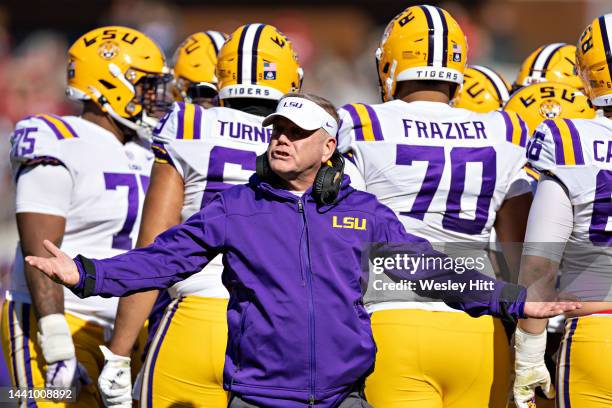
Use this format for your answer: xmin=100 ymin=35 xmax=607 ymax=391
xmin=73 ymin=175 xmax=525 ymax=407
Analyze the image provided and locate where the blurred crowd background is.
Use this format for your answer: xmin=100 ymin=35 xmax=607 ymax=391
xmin=0 ymin=0 xmax=609 ymax=385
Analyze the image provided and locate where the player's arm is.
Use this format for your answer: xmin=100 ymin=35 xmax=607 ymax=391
xmin=15 ymin=163 xmax=91 ymax=388
xmin=513 ymin=175 xmax=573 ymax=406
xmin=109 ymin=161 xmax=184 ymax=357
xmin=494 ymin=188 xmax=533 ymax=283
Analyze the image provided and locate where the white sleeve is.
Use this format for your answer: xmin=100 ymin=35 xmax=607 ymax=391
xmin=522 ymin=175 xmax=573 ymax=263
xmin=505 ymin=168 xmax=535 ymax=199
xmin=16 ymin=164 xmax=72 ymax=217
xmin=344 ymin=158 xmax=366 ymax=191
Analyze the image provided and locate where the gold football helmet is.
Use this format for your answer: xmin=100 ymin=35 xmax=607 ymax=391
xmin=452 ymin=65 xmax=511 ymax=112
xmin=217 ymin=24 xmax=302 ymax=102
xmin=504 ymin=82 xmax=595 ymax=133
xmin=173 ymin=31 xmax=227 ymax=105
xmin=376 ymin=5 xmax=468 ymax=101
xmin=66 ymin=26 xmax=171 ymax=136
xmin=576 ymin=14 xmax=612 ymax=106
xmin=514 ymin=43 xmax=582 ymax=91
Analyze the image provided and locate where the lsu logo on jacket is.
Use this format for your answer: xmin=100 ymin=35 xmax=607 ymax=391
xmin=332 ymin=215 xmax=367 ymax=230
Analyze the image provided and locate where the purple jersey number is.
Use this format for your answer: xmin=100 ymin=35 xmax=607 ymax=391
xmin=396 ymin=145 xmax=444 ymax=220
xmin=589 ymin=170 xmax=612 ymax=245
xmin=201 ymin=146 xmax=257 ymax=208
xmin=397 ymin=145 xmax=497 ymax=235
xmin=104 ymin=173 xmax=149 ymax=250
xmin=11 ymin=127 xmax=38 ymax=157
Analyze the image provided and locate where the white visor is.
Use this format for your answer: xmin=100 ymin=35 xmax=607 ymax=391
xmin=263 ymin=96 xmax=338 ymax=137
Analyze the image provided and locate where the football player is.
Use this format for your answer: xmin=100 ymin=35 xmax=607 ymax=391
xmin=338 ymin=6 xmax=533 ymax=407
xmin=171 ymin=31 xmax=227 ymax=107
xmin=452 ymin=65 xmax=511 ymax=112
xmin=513 ymin=14 xmax=612 ymax=408
xmin=513 ymin=43 xmax=583 ymax=92
xmin=98 ymin=24 xmax=303 ymax=408
xmin=505 ymin=81 xmax=596 ymax=408
xmin=0 ymin=26 xmax=170 ymax=407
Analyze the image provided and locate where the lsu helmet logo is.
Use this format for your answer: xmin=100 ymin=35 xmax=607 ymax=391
xmin=332 ymin=216 xmax=367 ymax=231
xmin=504 ymin=82 xmax=595 ymax=132
xmin=98 ymin=41 xmax=119 ymax=60
xmin=539 ymin=100 xmax=562 ymax=120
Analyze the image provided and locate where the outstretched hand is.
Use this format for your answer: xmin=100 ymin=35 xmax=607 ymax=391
xmin=523 ymin=268 xmax=581 ymax=318
xmin=25 ymin=240 xmax=80 ymax=287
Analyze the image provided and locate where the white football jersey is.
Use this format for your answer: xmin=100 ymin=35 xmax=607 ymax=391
xmin=338 ymin=100 xmax=529 ymax=312
xmin=527 ymin=117 xmax=612 ymax=300
xmin=9 ymin=115 xmax=153 ymax=326
xmin=152 ymin=102 xmax=270 ymax=299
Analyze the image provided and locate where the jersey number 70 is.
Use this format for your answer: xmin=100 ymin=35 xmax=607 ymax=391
xmin=396 ymin=145 xmax=496 ymax=235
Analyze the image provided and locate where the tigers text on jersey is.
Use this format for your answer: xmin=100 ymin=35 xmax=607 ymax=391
xmin=9 ymin=115 xmax=153 ymax=327
xmin=152 ymin=102 xmax=270 ymax=299
xmin=527 ymin=117 xmax=612 ymax=300
xmin=338 ymin=100 xmax=529 ymax=312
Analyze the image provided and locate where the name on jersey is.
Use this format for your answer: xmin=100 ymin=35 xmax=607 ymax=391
xmin=403 ymin=119 xmax=488 ymax=140
xmin=593 ymin=140 xmax=612 ymax=163
xmin=218 ymin=120 xmax=271 ymax=143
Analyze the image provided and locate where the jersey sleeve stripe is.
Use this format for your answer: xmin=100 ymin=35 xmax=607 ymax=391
xmin=550 ymin=120 xmax=576 ymax=166
xmin=342 ymin=104 xmax=365 ymax=141
xmin=353 ymin=103 xmax=383 ymax=141
xmin=517 ymin=115 xmax=528 ymax=147
xmin=36 ymin=115 xmax=78 ymax=139
xmin=193 ymin=105 xmax=203 ymax=139
xmin=563 ymin=119 xmax=584 ymax=165
xmin=151 ymin=142 xmax=176 ymax=167
xmin=500 ymin=111 xmax=524 ymax=146
xmin=343 ymin=151 xmax=356 ymax=165
xmin=176 ymin=102 xmax=186 ymax=139
xmin=546 ymin=120 xmax=566 ymax=165
xmin=363 ymin=104 xmax=384 ymax=141
xmin=524 ymin=165 xmax=540 ymax=181
xmin=49 ymin=114 xmax=79 ymax=138
xmin=182 ymin=103 xmax=196 ymax=140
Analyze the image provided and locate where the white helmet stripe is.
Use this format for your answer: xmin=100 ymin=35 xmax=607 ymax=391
xmin=530 ymin=43 xmax=565 ymax=79
xmin=423 ymin=5 xmax=445 ymax=67
xmin=238 ymin=23 xmax=264 ymax=85
xmin=206 ymin=31 xmax=226 ymax=55
xmin=472 ymin=65 xmax=510 ymax=103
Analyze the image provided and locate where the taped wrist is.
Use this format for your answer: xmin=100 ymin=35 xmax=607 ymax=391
xmin=515 ymin=327 xmax=547 ymax=366
xmin=37 ymin=314 xmax=75 ymax=363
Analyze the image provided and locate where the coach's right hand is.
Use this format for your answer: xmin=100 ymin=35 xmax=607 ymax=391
xmin=25 ymin=239 xmax=80 ymax=287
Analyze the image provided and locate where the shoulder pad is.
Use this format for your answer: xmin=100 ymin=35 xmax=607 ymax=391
xmin=9 ymin=115 xmax=76 ymax=164
xmin=153 ymin=102 xmax=205 ymax=143
xmin=498 ymin=111 xmax=528 ymax=148
xmin=338 ymin=103 xmax=384 ymax=143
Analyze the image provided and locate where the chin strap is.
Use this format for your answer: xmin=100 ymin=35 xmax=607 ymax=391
xmin=86 ymin=86 xmax=154 ymax=142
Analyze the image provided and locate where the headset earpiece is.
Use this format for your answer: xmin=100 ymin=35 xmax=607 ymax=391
xmin=313 ymin=150 xmax=345 ymax=205
xmin=256 ymin=152 xmax=273 ymax=180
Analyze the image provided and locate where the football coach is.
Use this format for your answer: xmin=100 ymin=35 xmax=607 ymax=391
xmin=25 ymin=93 xmax=579 ymax=408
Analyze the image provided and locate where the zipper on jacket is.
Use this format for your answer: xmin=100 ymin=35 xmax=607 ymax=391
xmin=297 ymin=198 xmax=316 ymax=404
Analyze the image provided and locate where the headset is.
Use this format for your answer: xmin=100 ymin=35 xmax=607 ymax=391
xmin=256 ymin=150 xmax=345 ymax=205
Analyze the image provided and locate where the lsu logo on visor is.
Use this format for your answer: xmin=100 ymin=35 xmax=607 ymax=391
xmin=332 ymin=215 xmax=367 ymax=230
